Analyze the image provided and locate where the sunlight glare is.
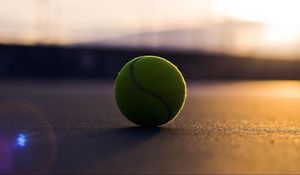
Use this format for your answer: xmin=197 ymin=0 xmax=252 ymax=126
xmin=214 ymin=0 xmax=300 ymax=44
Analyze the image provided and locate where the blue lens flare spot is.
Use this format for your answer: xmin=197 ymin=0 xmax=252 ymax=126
xmin=16 ymin=133 xmax=27 ymax=147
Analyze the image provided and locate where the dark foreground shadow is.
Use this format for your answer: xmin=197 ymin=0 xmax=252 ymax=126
xmin=51 ymin=126 xmax=162 ymax=173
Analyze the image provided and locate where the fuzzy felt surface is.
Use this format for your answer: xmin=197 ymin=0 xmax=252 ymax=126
xmin=114 ymin=56 xmax=186 ymax=126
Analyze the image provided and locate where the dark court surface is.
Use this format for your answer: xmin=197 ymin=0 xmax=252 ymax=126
xmin=1 ymin=80 xmax=300 ymax=174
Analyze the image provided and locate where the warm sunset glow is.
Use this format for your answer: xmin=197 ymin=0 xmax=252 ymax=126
xmin=1 ymin=0 xmax=300 ymax=59
xmin=214 ymin=0 xmax=300 ymax=44
xmin=258 ymin=81 xmax=300 ymax=98
xmin=193 ymin=81 xmax=300 ymax=98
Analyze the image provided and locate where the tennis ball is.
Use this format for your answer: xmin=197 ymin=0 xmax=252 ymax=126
xmin=114 ymin=55 xmax=186 ymax=126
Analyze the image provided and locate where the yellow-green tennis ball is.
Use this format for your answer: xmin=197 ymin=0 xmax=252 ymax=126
xmin=114 ymin=55 xmax=186 ymax=127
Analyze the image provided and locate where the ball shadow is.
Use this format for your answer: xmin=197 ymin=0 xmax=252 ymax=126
xmin=52 ymin=126 xmax=162 ymax=173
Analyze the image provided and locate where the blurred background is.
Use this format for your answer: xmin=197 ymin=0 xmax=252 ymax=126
xmin=1 ymin=0 xmax=300 ymax=79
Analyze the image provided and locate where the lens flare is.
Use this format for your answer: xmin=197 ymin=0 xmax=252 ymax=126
xmin=16 ymin=133 xmax=27 ymax=147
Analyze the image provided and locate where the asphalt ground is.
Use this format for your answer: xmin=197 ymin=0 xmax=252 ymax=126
xmin=0 ymin=80 xmax=300 ymax=174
